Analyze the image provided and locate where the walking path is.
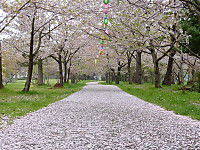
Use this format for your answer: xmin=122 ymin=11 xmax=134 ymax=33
xmin=0 ymin=82 xmax=200 ymax=149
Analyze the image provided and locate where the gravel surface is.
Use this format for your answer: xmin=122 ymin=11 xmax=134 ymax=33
xmin=0 ymin=82 xmax=200 ymax=149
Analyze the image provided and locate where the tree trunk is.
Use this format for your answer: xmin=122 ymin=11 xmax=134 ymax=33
xmin=162 ymin=50 xmax=176 ymax=85
xmin=115 ymin=71 xmax=120 ymax=84
xmin=152 ymin=58 xmax=161 ymax=88
xmin=64 ymin=60 xmax=67 ymax=83
xmin=67 ymin=67 xmax=70 ymax=84
xmin=58 ymin=55 xmax=63 ymax=86
xmin=123 ymin=73 xmax=126 ymax=82
xmin=67 ymin=60 xmax=71 ymax=84
xmin=111 ymin=72 xmax=115 ymax=82
xmin=108 ymin=72 xmax=110 ymax=84
xmin=37 ymin=59 xmax=43 ymax=84
xmin=150 ymin=40 xmax=161 ymax=88
xmin=171 ymin=70 xmax=175 ymax=84
xmin=134 ymin=51 xmax=142 ymax=84
xmin=180 ymin=52 xmax=185 ymax=93
xmin=71 ymin=74 xmax=75 ymax=84
xmin=150 ymin=71 xmax=154 ymax=84
xmin=128 ymin=57 xmax=132 ymax=84
xmin=0 ymin=42 xmax=4 ymax=89
xmin=177 ymin=72 xmax=181 ymax=85
xmin=109 ymin=71 xmax=111 ymax=84
xmin=23 ymin=17 xmax=35 ymax=92
xmin=23 ymin=55 xmax=34 ymax=92
xmin=110 ymin=69 xmax=115 ymax=83
xmin=192 ymin=69 xmax=195 ymax=82
xmin=154 ymin=61 xmax=161 ymax=88
xmin=106 ymin=72 xmax=109 ymax=83
xmin=115 ymin=61 xmax=126 ymax=84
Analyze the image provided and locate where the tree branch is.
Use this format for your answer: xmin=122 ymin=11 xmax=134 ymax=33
xmin=179 ymin=0 xmax=200 ymax=9
xmin=157 ymin=46 xmax=173 ymax=62
xmin=0 ymin=0 xmax=31 ymax=33
xmin=179 ymin=41 xmax=200 ymax=59
xmin=33 ymin=29 xmax=43 ymax=56
xmin=50 ymin=54 xmax=59 ymax=63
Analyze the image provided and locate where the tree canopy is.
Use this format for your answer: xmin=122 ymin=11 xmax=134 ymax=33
xmin=0 ymin=0 xmax=199 ymax=91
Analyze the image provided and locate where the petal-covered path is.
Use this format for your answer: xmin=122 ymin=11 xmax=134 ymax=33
xmin=0 ymin=82 xmax=200 ymax=149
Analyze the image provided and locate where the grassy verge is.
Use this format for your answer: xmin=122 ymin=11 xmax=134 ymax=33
xmin=0 ymin=80 xmax=89 ymax=124
xmin=101 ymin=82 xmax=200 ymax=120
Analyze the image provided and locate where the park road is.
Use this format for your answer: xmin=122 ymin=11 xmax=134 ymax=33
xmin=0 ymin=82 xmax=200 ymax=149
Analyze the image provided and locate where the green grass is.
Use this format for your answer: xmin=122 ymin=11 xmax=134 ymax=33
xmin=101 ymin=82 xmax=200 ymax=120
xmin=0 ymin=80 xmax=89 ymax=122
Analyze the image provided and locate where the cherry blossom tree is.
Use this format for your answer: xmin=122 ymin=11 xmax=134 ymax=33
xmin=7 ymin=0 xmax=77 ymax=91
xmin=0 ymin=0 xmax=31 ymax=89
xmin=1 ymin=0 xmax=199 ymax=93
xmin=180 ymin=0 xmax=200 ymax=30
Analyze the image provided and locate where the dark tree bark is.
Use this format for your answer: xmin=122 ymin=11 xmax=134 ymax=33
xmin=106 ymin=54 xmax=113 ymax=84
xmin=171 ymin=70 xmax=175 ymax=84
xmin=52 ymin=55 xmax=63 ymax=86
xmin=67 ymin=67 xmax=70 ymax=84
xmin=115 ymin=61 xmax=126 ymax=84
xmin=112 ymin=72 xmax=114 ymax=82
xmin=149 ymin=39 xmax=173 ymax=88
xmin=154 ymin=61 xmax=161 ymax=88
xmin=177 ymin=72 xmax=181 ymax=85
xmin=63 ymin=50 xmax=69 ymax=83
xmin=189 ymin=59 xmax=197 ymax=83
xmin=106 ymin=72 xmax=109 ymax=83
xmin=67 ymin=60 xmax=71 ymax=84
xmin=162 ymin=50 xmax=176 ymax=85
xmin=23 ymin=49 xmax=34 ymax=92
xmin=115 ymin=71 xmax=120 ymax=84
xmin=134 ymin=51 xmax=142 ymax=84
xmin=50 ymin=54 xmax=63 ymax=86
xmin=37 ymin=59 xmax=43 ymax=84
xmin=180 ymin=52 xmax=186 ymax=93
xmin=64 ymin=47 xmax=81 ymax=84
xmin=108 ymin=71 xmax=112 ymax=84
xmin=59 ymin=63 xmax=63 ymax=86
xmin=71 ymin=74 xmax=75 ymax=84
xmin=192 ymin=69 xmax=195 ymax=82
xmin=23 ymin=16 xmax=35 ymax=92
xmin=110 ymin=68 xmax=115 ymax=83
xmin=128 ymin=56 xmax=132 ymax=84
xmin=0 ymin=42 xmax=4 ymax=89
xmin=64 ymin=59 xmax=67 ymax=83
xmin=150 ymin=40 xmax=161 ymax=88
xmin=50 ymin=47 xmax=64 ymax=86
xmin=58 ymin=55 xmax=63 ymax=86
xmin=123 ymin=73 xmax=126 ymax=82
xmin=23 ymin=12 xmax=43 ymax=92
xmin=126 ymin=50 xmax=134 ymax=84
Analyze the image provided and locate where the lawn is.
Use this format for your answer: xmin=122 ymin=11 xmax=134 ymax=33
xmin=101 ymin=82 xmax=200 ymax=120
xmin=0 ymin=80 xmax=88 ymax=125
